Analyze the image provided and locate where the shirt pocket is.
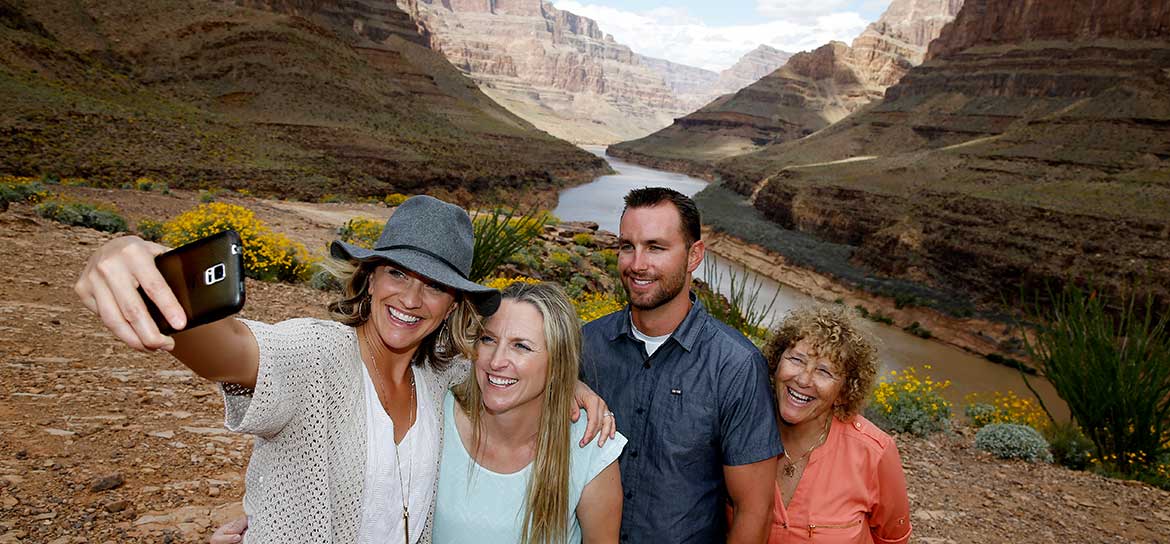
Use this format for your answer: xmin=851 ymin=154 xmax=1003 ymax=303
xmin=805 ymin=515 xmax=866 ymax=541
xmin=660 ymin=388 xmax=715 ymax=466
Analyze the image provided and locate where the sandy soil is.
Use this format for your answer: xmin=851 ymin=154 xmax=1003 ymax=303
xmin=0 ymin=190 xmax=1167 ymax=543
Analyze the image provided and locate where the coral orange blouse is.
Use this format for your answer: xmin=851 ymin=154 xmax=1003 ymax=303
xmin=767 ymin=415 xmax=912 ymax=543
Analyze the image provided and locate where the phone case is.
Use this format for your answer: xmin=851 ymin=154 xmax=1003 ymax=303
xmin=141 ymin=230 xmax=246 ymax=334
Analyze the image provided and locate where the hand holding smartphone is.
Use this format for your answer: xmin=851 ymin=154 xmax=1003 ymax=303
xmin=140 ymin=230 xmax=246 ymax=335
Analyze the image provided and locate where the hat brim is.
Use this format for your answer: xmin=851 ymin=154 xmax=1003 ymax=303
xmin=331 ymin=240 xmax=501 ymax=316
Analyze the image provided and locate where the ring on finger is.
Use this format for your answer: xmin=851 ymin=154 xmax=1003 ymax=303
xmin=603 ymin=411 xmax=614 ymax=418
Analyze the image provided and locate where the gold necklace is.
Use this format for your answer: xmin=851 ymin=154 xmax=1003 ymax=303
xmin=781 ymin=417 xmax=831 ymax=478
xmin=362 ymin=325 xmax=416 ymax=544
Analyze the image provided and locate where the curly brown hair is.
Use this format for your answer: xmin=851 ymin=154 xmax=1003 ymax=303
xmin=764 ymin=305 xmax=879 ymax=419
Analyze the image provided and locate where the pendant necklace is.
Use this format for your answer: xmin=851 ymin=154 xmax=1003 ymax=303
xmin=363 ymin=325 xmax=416 ymax=544
xmin=782 ymin=417 xmax=831 ymax=478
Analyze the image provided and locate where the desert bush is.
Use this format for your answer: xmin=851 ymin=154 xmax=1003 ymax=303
xmin=696 ymin=254 xmax=777 ymax=342
xmin=384 ymin=193 xmax=409 ymax=207
xmin=572 ymin=233 xmax=593 ymax=247
xmin=137 ymin=219 xmax=165 ymax=242
xmin=1044 ymin=421 xmax=1095 ymax=470
xmin=975 ymin=423 xmax=1053 ymax=463
xmin=35 ymin=199 xmax=127 ymax=233
xmin=566 ymin=274 xmax=589 ymax=298
xmin=573 ymin=291 xmax=623 ymax=323
xmin=471 ymin=207 xmax=548 ymax=281
xmin=547 ymin=249 xmax=573 ymax=272
xmin=963 ymin=391 xmax=1048 ymax=430
xmin=163 ymin=202 xmax=314 ymax=283
xmin=309 ymin=264 xmax=343 ymax=292
xmin=1022 ymin=285 xmax=1170 ymax=474
xmin=199 ymin=189 xmax=218 ymax=203
xmin=1 ymin=176 xmax=50 ymax=208
xmin=484 ymin=276 xmax=542 ymax=291
xmin=319 ymin=193 xmax=343 ymax=204
xmin=337 ymin=217 xmax=383 ymax=249
xmin=904 ymin=321 xmax=933 ymax=339
xmin=866 ymin=366 xmax=952 ymax=437
xmin=135 ymin=177 xmax=156 ymax=191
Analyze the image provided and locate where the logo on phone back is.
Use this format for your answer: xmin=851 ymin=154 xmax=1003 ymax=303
xmin=204 ymin=263 xmax=227 ymax=286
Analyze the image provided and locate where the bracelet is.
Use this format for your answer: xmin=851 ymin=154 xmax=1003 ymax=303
xmin=221 ymin=381 xmax=255 ymax=397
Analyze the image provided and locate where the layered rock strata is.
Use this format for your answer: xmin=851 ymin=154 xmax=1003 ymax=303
xmin=608 ymin=0 xmax=962 ymax=174
xmin=0 ymin=0 xmax=609 ymax=201
xmin=411 ymin=0 xmax=698 ymax=144
xmin=714 ymin=0 xmax=1170 ymax=308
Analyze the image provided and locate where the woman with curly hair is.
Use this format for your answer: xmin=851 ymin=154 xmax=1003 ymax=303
xmin=761 ymin=305 xmax=912 ymax=543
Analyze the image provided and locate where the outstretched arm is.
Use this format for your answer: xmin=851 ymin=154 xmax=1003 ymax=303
xmin=75 ymin=236 xmax=259 ymax=386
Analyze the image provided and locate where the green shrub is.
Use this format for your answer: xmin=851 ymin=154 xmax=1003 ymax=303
xmin=548 ymin=249 xmax=573 ymax=271
xmin=0 ymin=177 xmax=50 ymax=208
xmin=384 ymin=193 xmax=409 ymax=207
xmin=964 ymin=403 xmax=996 ymax=426
xmin=696 ymin=254 xmax=777 ymax=341
xmin=137 ymin=219 xmax=165 ymax=242
xmin=35 ymin=199 xmax=127 ymax=233
xmin=566 ymin=274 xmax=589 ymax=298
xmin=904 ymin=321 xmax=932 ymax=339
xmin=337 ymin=217 xmax=383 ymax=249
xmin=471 ymin=206 xmax=548 ymax=281
xmin=199 ymin=189 xmax=217 ymax=203
xmin=163 ymin=202 xmax=314 ymax=283
xmin=572 ymin=233 xmax=593 ymax=247
xmin=319 ymin=193 xmax=343 ymax=204
xmin=975 ymin=423 xmax=1053 ymax=463
xmin=866 ymin=366 xmax=952 ymax=437
xmin=1044 ymin=421 xmax=1095 ymax=470
xmin=135 ymin=177 xmax=156 ymax=191
xmin=309 ymin=264 xmax=343 ymax=292
xmin=1022 ymin=285 xmax=1170 ymax=474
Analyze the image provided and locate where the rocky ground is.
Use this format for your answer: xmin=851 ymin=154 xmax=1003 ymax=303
xmin=1 ymin=189 xmax=1168 ymax=543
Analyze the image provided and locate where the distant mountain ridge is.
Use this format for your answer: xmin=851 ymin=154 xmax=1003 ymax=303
xmin=409 ymin=0 xmax=792 ymax=144
xmin=607 ymin=0 xmax=962 ymax=173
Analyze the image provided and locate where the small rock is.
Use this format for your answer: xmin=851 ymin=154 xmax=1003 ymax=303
xmin=208 ymin=486 xmax=220 ymax=497
xmin=44 ymin=427 xmax=77 ymax=437
xmin=104 ymin=500 xmax=130 ymax=513
xmin=146 ymin=431 xmax=175 ymax=439
xmin=90 ymin=474 xmax=124 ymax=492
xmin=31 ymin=511 xmax=57 ymax=521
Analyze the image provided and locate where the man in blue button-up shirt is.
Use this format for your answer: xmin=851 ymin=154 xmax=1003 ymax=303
xmin=581 ymin=187 xmax=781 ymax=543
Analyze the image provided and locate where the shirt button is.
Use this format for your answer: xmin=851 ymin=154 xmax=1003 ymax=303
xmin=642 ymin=361 xmax=650 ymax=369
xmin=854 ymin=421 xmax=863 ymax=430
xmin=621 ymin=534 xmax=627 ymax=542
xmin=624 ymin=491 xmax=633 ymax=499
xmin=636 ymin=408 xmax=645 ymax=415
xmin=631 ymin=450 xmax=639 ymax=458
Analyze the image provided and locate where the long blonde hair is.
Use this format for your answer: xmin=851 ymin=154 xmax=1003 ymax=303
xmin=322 ymin=257 xmax=479 ymax=369
xmin=453 ymin=282 xmax=580 ymax=544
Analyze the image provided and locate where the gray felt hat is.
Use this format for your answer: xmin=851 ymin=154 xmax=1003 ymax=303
xmin=330 ymin=195 xmax=501 ymax=316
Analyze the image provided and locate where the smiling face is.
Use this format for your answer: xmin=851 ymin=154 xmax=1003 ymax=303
xmin=618 ymin=203 xmax=702 ymax=311
xmin=474 ymin=299 xmax=550 ymax=418
xmin=775 ymin=338 xmax=846 ymax=427
xmin=366 ymin=263 xmax=457 ymax=356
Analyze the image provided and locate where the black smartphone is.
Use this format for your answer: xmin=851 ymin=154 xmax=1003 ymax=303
xmin=140 ymin=230 xmax=246 ymax=335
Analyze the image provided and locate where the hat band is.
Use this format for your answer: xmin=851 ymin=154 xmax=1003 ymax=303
xmin=376 ymin=244 xmax=469 ymax=281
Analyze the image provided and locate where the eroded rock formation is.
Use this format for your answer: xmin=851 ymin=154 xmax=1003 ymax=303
xmin=608 ymin=0 xmax=963 ymax=174
xmin=714 ymin=0 xmax=1170 ymax=308
xmin=0 ymin=0 xmax=608 ymax=201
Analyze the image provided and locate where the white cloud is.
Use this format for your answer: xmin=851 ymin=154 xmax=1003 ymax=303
xmin=552 ymin=1 xmax=868 ymax=72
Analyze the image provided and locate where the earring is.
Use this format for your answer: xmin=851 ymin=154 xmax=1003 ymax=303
xmin=358 ymin=294 xmax=371 ymax=319
xmin=434 ymin=321 xmax=452 ymax=355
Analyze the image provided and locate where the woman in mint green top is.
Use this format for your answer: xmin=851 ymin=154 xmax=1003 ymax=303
xmin=435 ymin=282 xmax=626 ymax=544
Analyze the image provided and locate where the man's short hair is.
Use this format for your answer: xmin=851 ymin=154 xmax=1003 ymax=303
xmin=622 ymin=187 xmax=701 ymax=247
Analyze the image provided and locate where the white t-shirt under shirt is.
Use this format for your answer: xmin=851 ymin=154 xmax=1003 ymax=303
xmin=433 ymin=391 xmax=627 ymax=544
xmin=357 ymin=364 xmax=439 ymax=544
xmin=630 ymin=316 xmax=672 ymax=357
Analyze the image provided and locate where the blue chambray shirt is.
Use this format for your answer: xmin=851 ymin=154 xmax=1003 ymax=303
xmin=580 ymin=295 xmax=782 ymax=543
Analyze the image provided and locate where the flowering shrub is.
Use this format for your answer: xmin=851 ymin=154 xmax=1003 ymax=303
xmin=975 ymin=423 xmax=1053 ymax=463
xmin=135 ymin=177 xmax=156 ymax=191
xmin=35 ymin=199 xmax=127 ymax=233
xmin=573 ymin=291 xmax=622 ymax=323
xmin=484 ymin=276 xmax=542 ymax=291
xmin=1045 ymin=421 xmax=1095 ymax=470
xmin=384 ymin=193 xmax=409 ymax=207
xmin=137 ymin=219 xmax=165 ymax=242
xmin=1 ymin=176 xmax=51 ymax=209
xmin=163 ymin=203 xmax=314 ymax=282
xmin=963 ymin=391 xmax=1049 ymax=430
xmin=337 ymin=217 xmax=383 ymax=249
xmin=865 ymin=366 xmax=952 ymax=436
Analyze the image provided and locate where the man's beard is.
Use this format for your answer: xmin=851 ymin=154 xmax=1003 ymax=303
xmin=623 ymin=268 xmax=686 ymax=311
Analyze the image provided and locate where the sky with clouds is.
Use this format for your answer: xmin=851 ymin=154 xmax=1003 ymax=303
xmin=550 ymin=0 xmax=892 ymax=72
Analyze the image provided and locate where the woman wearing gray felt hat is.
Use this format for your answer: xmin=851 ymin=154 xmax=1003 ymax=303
xmin=77 ymin=193 xmax=616 ymax=544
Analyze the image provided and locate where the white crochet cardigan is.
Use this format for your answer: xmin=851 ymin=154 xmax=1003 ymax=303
xmin=221 ymin=318 xmax=466 ymax=543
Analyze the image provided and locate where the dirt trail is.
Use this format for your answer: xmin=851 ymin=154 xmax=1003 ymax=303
xmin=1 ymin=190 xmax=1168 ymax=543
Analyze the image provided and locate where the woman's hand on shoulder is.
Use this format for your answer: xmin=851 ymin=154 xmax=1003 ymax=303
xmin=572 ymin=380 xmax=617 ymax=448
xmin=74 ymin=235 xmax=185 ymax=352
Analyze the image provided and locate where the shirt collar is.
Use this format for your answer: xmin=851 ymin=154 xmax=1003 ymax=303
xmin=605 ymin=292 xmax=707 ymax=353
